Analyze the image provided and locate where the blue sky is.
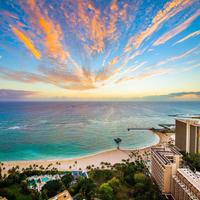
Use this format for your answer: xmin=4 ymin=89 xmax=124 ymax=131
xmin=0 ymin=0 xmax=200 ymax=101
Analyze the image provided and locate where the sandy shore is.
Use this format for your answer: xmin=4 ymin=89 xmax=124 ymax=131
xmin=1 ymin=132 xmax=173 ymax=175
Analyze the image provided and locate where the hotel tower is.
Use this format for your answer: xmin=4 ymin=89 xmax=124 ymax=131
xmin=175 ymin=119 xmax=200 ymax=154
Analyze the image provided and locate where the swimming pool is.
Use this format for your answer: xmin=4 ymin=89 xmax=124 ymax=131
xmin=41 ymin=177 xmax=49 ymax=182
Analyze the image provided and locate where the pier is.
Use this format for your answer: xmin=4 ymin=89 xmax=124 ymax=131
xmin=127 ymin=125 xmax=175 ymax=133
xmin=158 ymin=124 xmax=175 ymax=130
xmin=127 ymin=128 xmax=153 ymax=131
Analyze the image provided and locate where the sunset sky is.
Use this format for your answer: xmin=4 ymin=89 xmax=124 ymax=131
xmin=0 ymin=0 xmax=200 ymax=101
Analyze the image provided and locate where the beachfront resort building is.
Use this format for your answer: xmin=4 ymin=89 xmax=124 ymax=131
xmin=151 ymin=146 xmax=182 ymax=193
xmin=49 ymin=190 xmax=73 ymax=200
xmin=171 ymin=168 xmax=200 ymax=200
xmin=175 ymin=119 xmax=200 ymax=153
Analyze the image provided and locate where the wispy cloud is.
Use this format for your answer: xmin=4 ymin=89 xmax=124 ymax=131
xmin=109 ymin=56 xmax=119 ymax=66
xmin=11 ymin=26 xmax=41 ymax=59
xmin=95 ymin=66 xmax=120 ymax=82
xmin=153 ymin=10 xmax=200 ymax=46
xmin=182 ymin=63 xmax=200 ymax=72
xmin=20 ymin=0 xmax=69 ymax=63
xmin=61 ymin=0 xmax=132 ymax=54
xmin=116 ymin=68 xmax=171 ymax=84
xmin=0 ymin=0 xmax=199 ymax=93
xmin=0 ymin=67 xmax=96 ymax=91
xmin=174 ymin=30 xmax=200 ymax=45
xmin=125 ymin=0 xmax=194 ymax=51
xmin=157 ymin=46 xmax=198 ymax=66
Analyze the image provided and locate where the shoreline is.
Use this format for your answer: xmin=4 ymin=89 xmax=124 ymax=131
xmin=2 ymin=135 xmax=159 ymax=163
xmin=1 ymin=131 xmax=170 ymax=175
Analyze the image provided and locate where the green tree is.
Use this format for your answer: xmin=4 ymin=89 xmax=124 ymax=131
xmin=0 ymin=188 xmax=16 ymax=200
xmin=134 ymin=172 xmax=146 ymax=183
xmin=30 ymin=190 xmax=41 ymax=200
xmin=78 ymin=178 xmax=96 ymax=200
xmin=41 ymin=190 xmax=48 ymax=200
xmin=183 ymin=152 xmax=200 ymax=171
xmin=42 ymin=180 xmax=65 ymax=198
xmin=107 ymin=177 xmax=120 ymax=192
xmin=99 ymin=183 xmax=113 ymax=200
xmin=61 ymin=173 xmax=73 ymax=188
xmin=134 ymin=182 xmax=145 ymax=193
xmin=20 ymin=180 xmax=30 ymax=194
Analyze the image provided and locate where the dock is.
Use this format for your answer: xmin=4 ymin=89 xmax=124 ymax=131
xmin=127 ymin=128 xmax=153 ymax=131
xmin=158 ymin=124 xmax=175 ymax=130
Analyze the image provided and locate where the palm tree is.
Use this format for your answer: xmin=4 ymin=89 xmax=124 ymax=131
xmin=114 ymin=138 xmax=122 ymax=149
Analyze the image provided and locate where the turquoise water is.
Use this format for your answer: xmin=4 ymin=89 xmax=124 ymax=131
xmin=41 ymin=177 xmax=49 ymax=182
xmin=0 ymin=101 xmax=199 ymax=161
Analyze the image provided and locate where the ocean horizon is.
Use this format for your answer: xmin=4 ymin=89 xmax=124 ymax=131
xmin=0 ymin=101 xmax=199 ymax=161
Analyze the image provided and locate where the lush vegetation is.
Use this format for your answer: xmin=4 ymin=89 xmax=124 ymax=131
xmin=0 ymin=166 xmax=41 ymax=200
xmin=0 ymin=154 xmax=165 ymax=200
xmin=182 ymin=152 xmax=200 ymax=171
xmin=0 ymin=164 xmax=69 ymax=200
xmin=83 ymin=159 xmax=165 ymax=200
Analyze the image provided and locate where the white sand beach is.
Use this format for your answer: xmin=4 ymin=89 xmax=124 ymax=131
xmin=1 ymin=132 xmax=173 ymax=175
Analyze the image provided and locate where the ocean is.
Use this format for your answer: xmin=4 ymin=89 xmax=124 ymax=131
xmin=0 ymin=101 xmax=199 ymax=161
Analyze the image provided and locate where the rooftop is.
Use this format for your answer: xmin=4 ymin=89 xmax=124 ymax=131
xmin=151 ymin=146 xmax=181 ymax=165
xmin=49 ymin=190 xmax=73 ymax=200
xmin=176 ymin=119 xmax=200 ymax=126
xmin=177 ymin=168 xmax=200 ymax=192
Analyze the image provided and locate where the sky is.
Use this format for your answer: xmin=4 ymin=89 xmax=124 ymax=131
xmin=0 ymin=0 xmax=200 ymax=101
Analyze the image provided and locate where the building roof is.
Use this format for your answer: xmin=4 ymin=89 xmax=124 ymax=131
xmin=48 ymin=190 xmax=73 ymax=200
xmin=177 ymin=168 xmax=200 ymax=192
xmin=151 ymin=146 xmax=181 ymax=165
xmin=176 ymin=119 xmax=200 ymax=126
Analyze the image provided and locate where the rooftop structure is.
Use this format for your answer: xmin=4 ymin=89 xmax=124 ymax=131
xmin=151 ymin=146 xmax=182 ymax=193
xmin=49 ymin=190 xmax=73 ymax=200
xmin=175 ymin=119 xmax=200 ymax=153
xmin=171 ymin=168 xmax=200 ymax=200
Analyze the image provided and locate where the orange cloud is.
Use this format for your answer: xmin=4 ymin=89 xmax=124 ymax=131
xmin=125 ymin=0 xmax=194 ymax=51
xmin=66 ymin=0 xmax=106 ymax=54
xmin=0 ymin=67 xmax=44 ymax=83
xmin=3 ymin=0 xmax=198 ymax=92
xmin=11 ymin=26 xmax=41 ymax=59
xmin=0 ymin=67 xmax=96 ymax=91
xmin=119 ymin=3 xmax=128 ymax=22
xmin=109 ymin=56 xmax=119 ymax=65
xmin=175 ymin=30 xmax=200 ymax=45
xmin=61 ymin=0 xmax=129 ymax=54
xmin=95 ymin=66 xmax=121 ymax=82
xmin=154 ymin=10 xmax=200 ymax=46
xmin=20 ymin=0 xmax=68 ymax=64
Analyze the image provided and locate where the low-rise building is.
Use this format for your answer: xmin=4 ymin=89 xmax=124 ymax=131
xmin=151 ymin=146 xmax=182 ymax=193
xmin=171 ymin=168 xmax=200 ymax=200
